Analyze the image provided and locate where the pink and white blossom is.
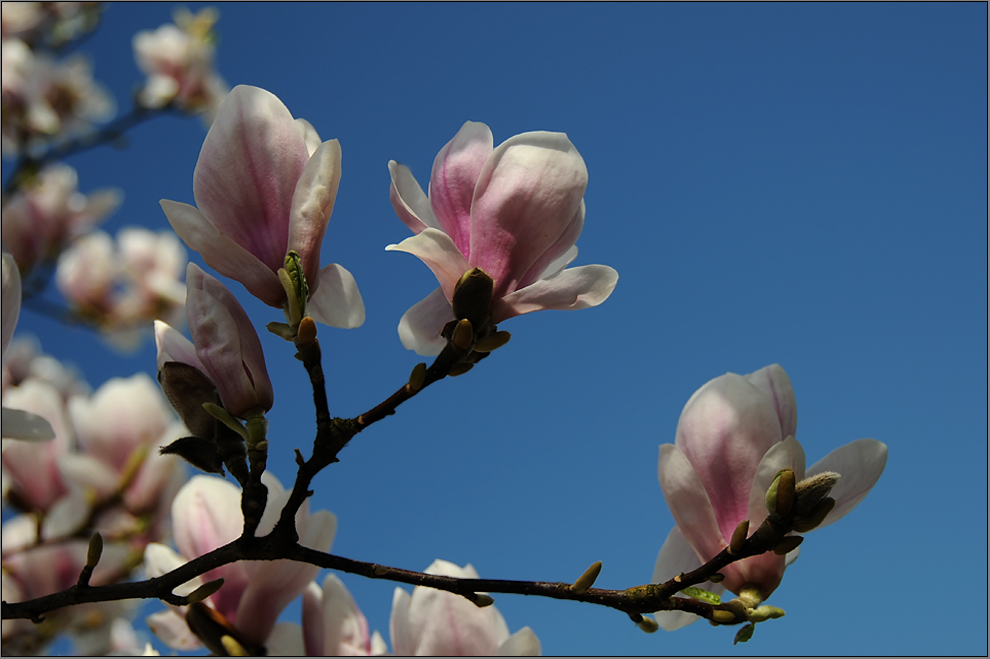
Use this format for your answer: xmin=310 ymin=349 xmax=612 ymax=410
xmin=184 ymin=263 xmax=273 ymax=417
xmin=0 ymin=163 xmax=120 ymax=274
xmin=652 ymin=364 xmax=888 ymax=630
xmin=387 ymin=121 xmax=618 ymax=354
xmin=160 ymin=85 xmax=364 ymax=328
xmin=389 ymin=559 xmax=540 ymax=656
xmin=144 ymin=473 xmax=337 ymax=652
xmin=132 ymin=7 xmax=228 ymax=122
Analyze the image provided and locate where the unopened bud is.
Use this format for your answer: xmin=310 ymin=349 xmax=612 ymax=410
xmin=452 ymin=268 xmax=494 ymax=329
xmin=86 ymin=532 xmax=103 ymax=569
xmin=474 ymin=330 xmax=511 ymax=353
xmin=221 ymin=635 xmax=250 ymax=657
xmin=297 ymin=316 xmax=317 ymax=346
xmin=472 ymin=593 xmax=494 ymax=607
xmin=773 ymin=535 xmax=804 ymax=555
xmin=448 ymin=362 xmax=474 ymax=377
xmin=637 ymin=616 xmax=659 ymax=633
xmin=408 ymin=362 xmax=427 ymax=392
xmin=748 ymin=605 xmax=786 ymax=623
xmin=712 ymin=609 xmax=736 ymax=624
xmin=765 ymin=468 xmax=796 ymax=516
xmin=793 ymin=496 xmax=836 ymax=532
xmin=186 ymin=578 xmax=225 ymax=604
xmin=570 ymin=561 xmax=603 ymax=594
xmin=279 ymin=251 xmax=309 ymax=326
xmin=451 ymin=318 xmax=474 ymax=350
xmin=729 ymin=519 xmax=750 ymax=554
xmin=708 ymin=573 xmax=725 ymax=583
xmin=793 ymin=472 xmax=840 ymax=516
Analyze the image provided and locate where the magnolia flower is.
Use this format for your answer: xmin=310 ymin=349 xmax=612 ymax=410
xmin=265 ymin=574 xmax=388 ymax=656
xmin=181 ymin=263 xmax=273 ymax=418
xmin=390 ymin=559 xmax=540 ymax=656
xmin=652 ymin=364 xmax=887 ymax=630
xmin=161 ymin=85 xmax=364 ymax=328
xmin=144 ymin=474 xmax=336 ymax=652
xmin=132 ymin=7 xmax=228 ymax=122
xmin=0 ymin=163 xmax=120 ymax=275
xmin=387 ymin=121 xmax=618 ymax=355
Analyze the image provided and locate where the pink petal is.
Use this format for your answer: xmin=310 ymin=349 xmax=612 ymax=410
xmin=428 ymin=121 xmax=493 ymax=257
xmin=674 ymin=373 xmax=784 ymax=541
xmin=395 ymin=287 xmax=454 ymax=356
xmin=651 ymin=525 xmax=714 ymax=631
xmin=389 ymin=160 xmax=437 ymax=234
xmin=745 ymin=364 xmax=797 ymax=440
xmin=517 ymin=201 xmax=585 ymax=290
xmin=192 ymin=85 xmax=308 ymax=272
xmin=745 ymin=436 xmax=807 ymax=530
xmin=806 ymin=438 xmax=887 ymax=529
xmin=160 ymin=200 xmax=284 ymax=307
xmin=469 ymin=131 xmax=587 ymax=300
xmin=656 ymin=444 xmax=724 ymax=563
xmin=494 ymin=264 xmax=618 ymax=323
xmin=2 ymin=253 xmax=21 ymax=357
xmin=386 ymin=228 xmax=469 ymax=301
xmin=307 ymin=263 xmax=365 ymax=329
xmin=288 ymin=139 xmax=342 ymax=287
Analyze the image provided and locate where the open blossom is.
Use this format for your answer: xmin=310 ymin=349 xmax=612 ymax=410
xmin=390 ymin=559 xmax=540 ymax=656
xmin=160 ymin=85 xmax=364 ymax=328
xmin=0 ymin=163 xmax=120 ymax=274
xmin=132 ymin=7 xmax=228 ymax=122
xmin=652 ymin=364 xmax=888 ymax=631
xmin=387 ymin=121 xmax=618 ymax=355
xmin=144 ymin=474 xmax=337 ymax=653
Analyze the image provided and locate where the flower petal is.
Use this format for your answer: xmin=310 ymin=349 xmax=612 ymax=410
xmin=289 ymin=139 xmax=342 ymax=287
xmin=307 ymin=263 xmax=365 ymax=329
xmin=389 ymin=587 xmax=415 ymax=656
xmin=2 ymin=253 xmax=21 ymax=358
xmin=744 ymin=364 xmax=797 ymax=441
xmin=496 ymin=626 xmax=541 ymax=656
xmin=147 ymin=609 xmax=202 ymax=650
xmin=161 ymin=199 xmax=284 ymax=306
xmin=386 ymin=228 xmax=469 ymax=301
xmin=494 ymin=264 xmax=617 ymax=323
xmin=389 ymin=160 xmax=438 ymax=234
xmin=192 ymin=85 xmax=307 ymax=271
xmin=657 ymin=444 xmax=724 ymax=563
xmin=517 ymin=201 xmax=585 ymax=290
xmin=746 ymin=435 xmax=807 ymax=529
xmin=395 ymin=287 xmax=454 ymax=356
xmin=429 ymin=120 xmax=494 ymax=256
xmin=651 ymin=526 xmax=710 ymax=631
xmin=805 ymin=438 xmax=887 ymax=529
xmin=469 ymin=131 xmax=587 ymax=299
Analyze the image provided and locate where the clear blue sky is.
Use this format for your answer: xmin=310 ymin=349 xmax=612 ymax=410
xmin=7 ymin=3 xmax=987 ymax=655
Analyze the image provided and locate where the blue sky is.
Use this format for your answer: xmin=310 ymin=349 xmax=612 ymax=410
xmin=5 ymin=3 xmax=987 ymax=655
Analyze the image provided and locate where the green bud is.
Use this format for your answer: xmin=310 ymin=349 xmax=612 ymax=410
xmin=472 ymin=594 xmax=494 ymax=608
xmin=86 ymin=532 xmax=103 ymax=569
xmin=221 ymin=635 xmax=250 ymax=657
xmin=408 ymin=363 xmax=427 ymax=392
xmin=637 ymin=617 xmax=660 ymax=634
xmin=729 ymin=519 xmax=750 ymax=554
xmin=279 ymin=251 xmax=309 ymax=326
xmin=765 ymin=468 xmax=796 ymax=516
xmin=733 ymin=623 xmax=756 ymax=645
xmin=773 ymin=535 xmax=804 ymax=556
xmin=748 ymin=605 xmax=786 ymax=623
xmin=186 ymin=578 xmax=225 ymax=604
xmin=712 ymin=609 xmax=736 ymax=624
xmin=793 ymin=496 xmax=836 ymax=532
xmin=451 ymin=318 xmax=474 ymax=350
xmin=452 ymin=268 xmax=494 ymax=329
xmin=708 ymin=573 xmax=725 ymax=583
xmin=570 ymin=561 xmax=603 ymax=594
xmin=473 ymin=330 xmax=511 ymax=353
xmin=448 ymin=362 xmax=474 ymax=377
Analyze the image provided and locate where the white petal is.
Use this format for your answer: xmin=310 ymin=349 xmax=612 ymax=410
xmin=651 ymin=526 xmax=709 ymax=631
xmin=389 ymin=160 xmax=439 ymax=233
xmin=746 ymin=436 xmax=806 ymax=528
xmin=494 ymin=264 xmax=618 ymax=323
xmin=146 ymin=609 xmax=202 ymax=650
xmin=656 ymin=444 xmax=724 ymax=563
xmin=495 ymin=626 xmax=541 ymax=656
xmin=307 ymin=263 xmax=365 ymax=329
xmin=396 ymin=287 xmax=454 ymax=356
xmin=386 ymin=228 xmax=469 ymax=300
xmin=265 ymin=621 xmax=305 ymax=656
xmin=806 ymin=438 xmax=887 ymax=529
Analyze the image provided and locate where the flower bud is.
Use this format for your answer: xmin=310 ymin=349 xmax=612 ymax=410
xmin=297 ymin=316 xmax=317 ymax=346
xmin=765 ymin=468 xmax=796 ymax=516
xmin=712 ymin=609 xmax=736 ymax=624
xmin=637 ymin=617 xmax=659 ymax=633
xmin=186 ymin=578 xmax=225 ymax=604
xmin=451 ymin=318 xmax=474 ymax=350
xmin=793 ymin=496 xmax=836 ymax=532
xmin=472 ymin=593 xmax=495 ymax=608
xmin=474 ymin=330 xmax=511 ymax=353
xmin=451 ymin=267 xmax=494 ymax=330
xmin=408 ymin=362 xmax=427 ymax=392
xmin=86 ymin=532 xmax=104 ymax=569
xmin=772 ymin=535 xmax=804 ymax=556
xmin=570 ymin=561 xmax=603 ymax=594
xmin=729 ymin=519 xmax=749 ymax=555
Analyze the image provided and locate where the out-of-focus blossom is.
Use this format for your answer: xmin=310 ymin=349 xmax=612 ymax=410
xmin=54 ymin=227 xmax=186 ymax=351
xmin=2 ymin=378 xmax=70 ymax=503
xmin=183 ymin=263 xmax=272 ymax=417
xmin=1 ymin=2 xmax=102 ymax=46
xmin=266 ymin=574 xmax=388 ymax=656
xmin=652 ymin=364 xmax=888 ymax=631
xmin=1 ymin=38 xmax=114 ymax=154
xmin=144 ymin=473 xmax=337 ymax=653
xmin=389 ymin=559 xmax=541 ymax=656
xmin=387 ymin=121 xmax=618 ymax=354
xmin=161 ymin=85 xmax=364 ymax=329
xmin=1 ymin=163 xmax=121 ymax=273
xmin=132 ymin=7 xmax=228 ymax=123
xmin=2 ymin=335 xmax=90 ymax=399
